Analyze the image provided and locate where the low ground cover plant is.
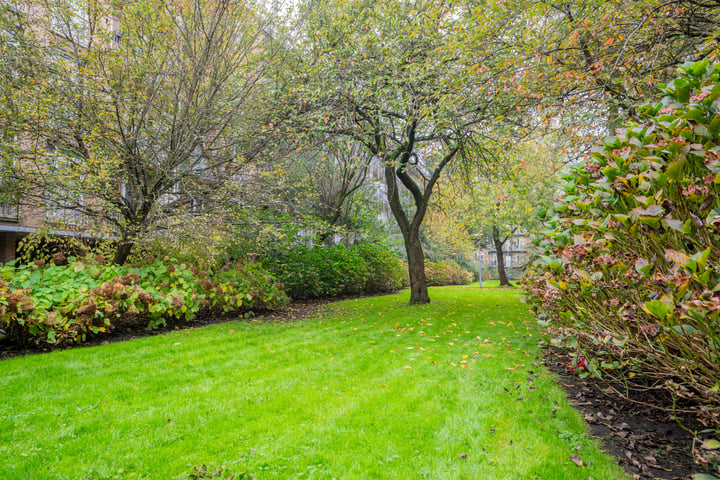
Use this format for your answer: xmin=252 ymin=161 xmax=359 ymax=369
xmin=523 ymin=60 xmax=720 ymax=429
xmin=261 ymin=243 xmax=407 ymax=299
xmin=0 ymin=256 xmax=288 ymax=346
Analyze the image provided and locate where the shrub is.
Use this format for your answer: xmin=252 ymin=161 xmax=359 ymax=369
xmin=261 ymin=244 xmax=408 ymax=299
xmin=352 ymin=244 xmax=407 ymax=293
xmin=522 ymin=60 xmax=720 ymax=427
xmin=0 ymin=257 xmax=288 ymax=346
xmin=261 ymin=245 xmax=369 ymax=299
xmin=425 ymin=260 xmax=473 ymax=286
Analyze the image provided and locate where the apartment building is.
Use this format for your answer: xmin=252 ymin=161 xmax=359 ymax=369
xmin=478 ymin=231 xmax=531 ymax=279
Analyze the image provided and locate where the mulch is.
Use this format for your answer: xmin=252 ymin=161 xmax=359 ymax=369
xmin=543 ymin=345 xmax=718 ymax=480
xmin=1 ymin=299 xmax=718 ymax=479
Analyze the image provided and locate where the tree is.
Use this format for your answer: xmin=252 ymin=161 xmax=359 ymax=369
xmin=523 ymin=1 xmax=720 ymax=129
xmin=2 ymin=0 xmax=287 ymax=264
xmin=463 ymin=141 xmax=561 ymax=286
xmin=295 ymin=141 xmax=375 ymax=243
xmin=289 ymin=0 xmax=533 ymax=303
xmin=421 ymin=176 xmax=476 ymax=264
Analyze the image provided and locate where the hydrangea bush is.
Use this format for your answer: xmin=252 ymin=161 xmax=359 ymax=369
xmin=522 ymin=60 xmax=720 ymax=427
xmin=0 ymin=256 xmax=288 ymax=346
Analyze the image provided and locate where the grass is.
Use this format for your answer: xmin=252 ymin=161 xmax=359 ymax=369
xmin=0 ymin=286 xmax=629 ymax=480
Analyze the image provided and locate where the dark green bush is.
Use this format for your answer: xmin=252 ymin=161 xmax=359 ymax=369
xmin=352 ymin=244 xmax=407 ymax=293
xmin=261 ymin=244 xmax=407 ymax=299
xmin=0 ymin=257 xmax=288 ymax=346
xmin=262 ymin=245 xmax=368 ymax=299
xmin=523 ymin=60 xmax=720 ymax=427
xmin=425 ymin=260 xmax=473 ymax=286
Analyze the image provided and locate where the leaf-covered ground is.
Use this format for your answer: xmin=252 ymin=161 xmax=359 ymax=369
xmin=1 ymin=286 xmax=631 ymax=479
xmin=544 ymin=346 xmax=718 ymax=480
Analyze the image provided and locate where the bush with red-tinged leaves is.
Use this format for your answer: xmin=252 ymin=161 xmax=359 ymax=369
xmin=522 ymin=60 xmax=720 ymax=428
xmin=0 ymin=258 xmax=288 ymax=346
xmin=425 ymin=260 xmax=473 ymax=286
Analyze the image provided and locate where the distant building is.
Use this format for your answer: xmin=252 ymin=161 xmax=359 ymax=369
xmin=0 ymin=0 xmax=118 ymax=263
xmin=477 ymin=231 xmax=531 ymax=278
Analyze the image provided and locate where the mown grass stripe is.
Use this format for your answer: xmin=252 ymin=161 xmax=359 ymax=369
xmin=0 ymin=286 xmax=629 ymax=479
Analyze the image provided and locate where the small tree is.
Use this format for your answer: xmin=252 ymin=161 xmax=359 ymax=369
xmin=289 ymin=0 xmax=532 ymax=303
xmin=465 ymin=142 xmax=561 ymax=285
xmin=3 ymin=0 xmax=287 ymax=264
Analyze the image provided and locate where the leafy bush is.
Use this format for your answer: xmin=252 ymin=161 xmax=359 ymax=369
xmin=262 ymin=244 xmax=407 ymax=299
xmin=425 ymin=260 xmax=473 ymax=286
xmin=262 ymin=245 xmax=366 ymax=299
xmin=523 ymin=60 xmax=720 ymax=427
xmin=353 ymin=244 xmax=407 ymax=293
xmin=0 ymin=256 xmax=288 ymax=346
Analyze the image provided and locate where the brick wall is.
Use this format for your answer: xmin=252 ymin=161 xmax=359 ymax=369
xmin=0 ymin=232 xmax=17 ymax=264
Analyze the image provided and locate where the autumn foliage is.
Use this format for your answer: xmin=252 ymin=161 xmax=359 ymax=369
xmin=523 ymin=61 xmax=720 ymax=427
xmin=0 ymin=257 xmax=288 ymax=346
xmin=425 ymin=260 xmax=474 ymax=287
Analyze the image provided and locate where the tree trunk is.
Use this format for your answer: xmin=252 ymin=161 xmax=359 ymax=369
xmin=377 ymin=124 xmax=459 ymax=305
xmin=113 ymin=240 xmax=134 ymax=265
xmin=404 ymin=230 xmax=429 ymax=304
xmin=492 ymin=226 xmax=510 ymax=286
xmin=383 ymin=162 xmax=431 ymax=305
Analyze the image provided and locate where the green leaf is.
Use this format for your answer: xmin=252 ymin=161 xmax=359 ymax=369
xmin=702 ymin=438 xmax=720 ymax=450
xmin=642 ymin=300 xmax=671 ymax=319
xmin=692 ymin=247 xmax=712 ymax=273
xmin=709 ymin=115 xmax=720 ymax=136
xmin=635 ymin=258 xmax=652 ymax=276
xmin=666 ymin=156 xmax=686 ymax=181
xmin=672 ymin=325 xmax=697 ymax=335
xmin=691 ymin=474 xmax=719 ymax=480
xmin=663 ymin=218 xmax=684 ymax=231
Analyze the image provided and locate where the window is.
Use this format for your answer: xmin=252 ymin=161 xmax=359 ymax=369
xmin=48 ymin=0 xmax=90 ymax=47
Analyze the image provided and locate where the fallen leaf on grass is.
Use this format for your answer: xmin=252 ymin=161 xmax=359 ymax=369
xmin=570 ymin=454 xmax=584 ymax=467
xmin=403 ymin=365 xmax=412 ymax=369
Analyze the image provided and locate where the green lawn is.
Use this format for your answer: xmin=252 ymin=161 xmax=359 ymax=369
xmin=0 ymin=286 xmax=629 ymax=479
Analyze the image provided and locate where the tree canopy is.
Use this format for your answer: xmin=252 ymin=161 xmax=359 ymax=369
xmin=2 ymin=0 xmax=286 ymax=264
xmin=286 ymin=0 xmax=541 ymax=302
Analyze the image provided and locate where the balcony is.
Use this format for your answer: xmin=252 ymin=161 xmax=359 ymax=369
xmin=0 ymin=203 xmax=19 ymax=221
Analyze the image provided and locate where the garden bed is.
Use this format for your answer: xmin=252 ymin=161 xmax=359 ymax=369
xmin=543 ymin=345 xmax=718 ymax=480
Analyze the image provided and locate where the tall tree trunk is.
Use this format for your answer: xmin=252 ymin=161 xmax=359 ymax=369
xmin=492 ymin=225 xmax=510 ymax=286
xmin=384 ymin=161 xmax=432 ymax=305
xmin=376 ymin=122 xmax=459 ymax=304
xmin=404 ymin=229 xmax=429 ymax=304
